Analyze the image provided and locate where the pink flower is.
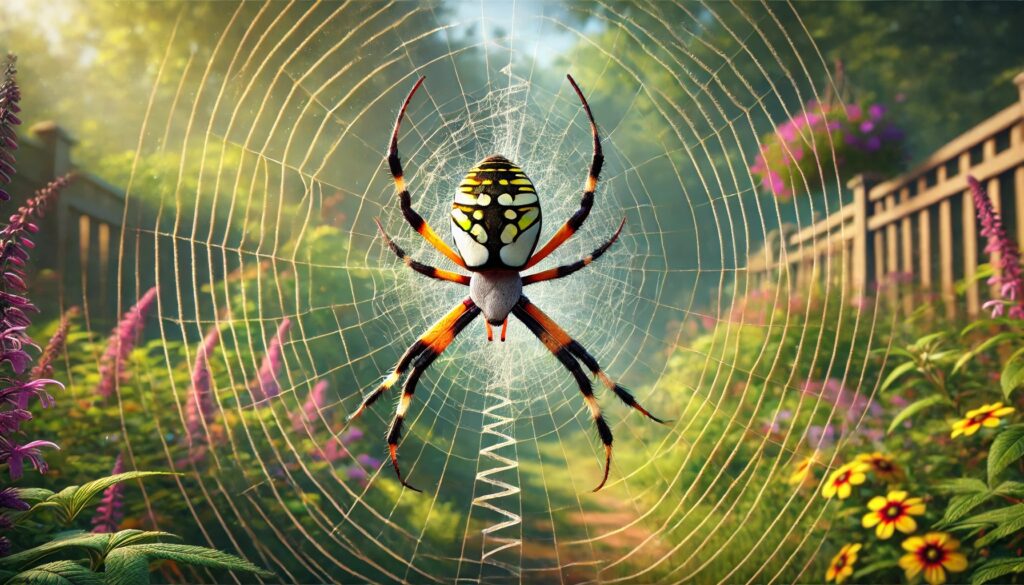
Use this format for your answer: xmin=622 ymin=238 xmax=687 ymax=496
xmin=91 ymin=453 xmax=125 ymax=533
xmin=97 ymin=286 xmax=159 ymax=398
xmin=250 ymin=318 xmax=292 ymax=404
xmin=29 ymin=307 xmax=77 ymax=380
xmin=185 ymin=326 xmax=220 ymax=447
xmin=846 ymin=104 xmax=862 ymax=121
xmin=969 ymin=175 xmax=1024 ymax=318
xmin=292 ymin=379 xmax=329 ymax=431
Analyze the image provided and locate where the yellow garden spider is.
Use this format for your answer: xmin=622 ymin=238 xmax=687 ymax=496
xmin=348 ymin=75 xmax=666 ymax=492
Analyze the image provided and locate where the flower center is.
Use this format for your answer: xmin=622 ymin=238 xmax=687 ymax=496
xmin=876 ymin=460 xmax=891 ymax=471
xmin=922 ymin=545 xmax=943 ymax=564
xmin=836 ymin=471 xmax=851 ymax=485
xmin=884 ymin=503 xmax=903 ymax=518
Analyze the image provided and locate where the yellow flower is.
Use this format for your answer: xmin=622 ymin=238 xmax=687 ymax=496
xmin=862 ymin=490 xmax=926 ymax=539
xmin=899 ymin=532 xmax=967 ymax=585
xmin=825 ymin=543 xmax=861 ymax=584
xmin=855 ymin=452 xmax=902 ymax=483
xmin=822 ymin=462 xmax=869 ymax=499
xmin=951 ymin=402 xmax=1014 ymax=438
xmin=788 ymin=455 xmax=816 ymax=485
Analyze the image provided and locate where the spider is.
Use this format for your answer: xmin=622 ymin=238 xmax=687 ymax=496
xmin=348 ymin=74 xmax=666 ymax=493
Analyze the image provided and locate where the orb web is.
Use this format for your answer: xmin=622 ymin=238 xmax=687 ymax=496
xmin=92 ymin=2 xmax=881 ymax=583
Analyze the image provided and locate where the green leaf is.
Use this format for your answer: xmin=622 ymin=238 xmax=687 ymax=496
xmin=937 ymin=492 xmax=994 ymax=528
xmin=881 ymin=360 xmax=919 ymax=392
xmin=0 ymin=533 xmax=111 ymax=571
xmin=953 ymin=332 xmax=1017 ymax=374
xmin=971 ymin=557 xmax=1024 ymax=585
xmin=888 ymin=394 xmax=950 ymax=434
xmin=103 ymin=544 xmax=274 ymax=585
xmin=105 ymin=530 xmax=178 ymax=553
xmin=5 ymin=561 xmax=103 ymax=585
xmin=1002 ymin=358 xmax=1024 ymax=399
xmin=976 ymin=504 xmax=1024 ymax=547
xmin=852 ymin=559 xmax=898 ymax=579
xmin=935 ymin=477 xmax=989 ymax=495
xmin=988 ymin=424 xmax=1024 ymax=484
xmin=43 ymin=472 xmax=172 ymax=525
xmin=13 ymin=488 xmax=56 ymax=503
xmin=993 ymin=480 xmax=1024 ymax=498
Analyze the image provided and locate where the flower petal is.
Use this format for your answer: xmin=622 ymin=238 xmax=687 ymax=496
xmin=895 ymin=515 xmax=917 ymax=534
xmin=868 ymin=496 xmax=887 ymax=511
xmin=943 ymin=553 xmax=967 ymax=573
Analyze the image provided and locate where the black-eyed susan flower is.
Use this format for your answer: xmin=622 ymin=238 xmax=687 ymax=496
xmin=822 ymin=461 xmax=869 ymax=499
xmin=855 ymin=452 xmax=902 ymax=483
xmin=862 ymin=490 xmax=925 ymax=539
xmin=787 ymin=455 xmax=816 ymax=485
xmin=825 ymin=543 xmax=861 ymax=584
xmin=950 ymin=402 xmax=1015 ymax=438
xmin=899 ymin=532 xmax=967 ymax=585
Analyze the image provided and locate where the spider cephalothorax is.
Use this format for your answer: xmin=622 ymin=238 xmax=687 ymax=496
xmin=350 ymin=75 xmax=667 ymax=493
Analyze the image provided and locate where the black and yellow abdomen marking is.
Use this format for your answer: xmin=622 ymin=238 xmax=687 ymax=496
xmin=450 ymin=155 xmax=542 ymax=270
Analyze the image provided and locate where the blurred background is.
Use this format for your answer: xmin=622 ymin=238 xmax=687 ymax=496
xmin=1 ymin=1 xmax=1023 ymax=583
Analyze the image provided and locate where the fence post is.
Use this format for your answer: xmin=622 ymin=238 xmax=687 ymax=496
xmin=848 ymin=174 xmax=877 ymax=298
xmin=30 ymin=122 xmax=76 ymax=179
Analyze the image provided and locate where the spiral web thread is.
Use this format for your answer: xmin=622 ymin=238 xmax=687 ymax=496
xmin=76 ymin=1 xmax=895 ymax=583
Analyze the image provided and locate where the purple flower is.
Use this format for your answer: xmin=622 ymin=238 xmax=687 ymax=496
xmin=807 ymin=424 xmax=836 ymax=449
xmin=0 ymin=409 xmax=30 ymax=434
xmin=97 ymin=286 xmax=159 ymax=398
xmin=90 ymin=453 xmax=125 ymax=533
xmin=346 ymin=465 xmax=368 ymax=482
xmin=969 ymin=175 xmax=1024 ymax=318
xmin=0 ymin=438 xmax=58 ymax=480
xmin=1 ymin=378 xmax=62 ymax=411
xmin=185 ymin=326 xmax=220 ymax=447
xmin=249 ymin=318 xmax=291 ymax=404
xmin=0 ymin=487 xmax=28 ymax=511
xmin=0 ymin=56 xmax=21 ymax=202
xmin=868 ymin=103 xmax=886 ymax=120
xmin=859 ymin=120 xmax=875 ymax=134
xmin=292 ymin=379 xmax=329 ymax=431
xmin=356 ymin=454 xmax=381 ymax=468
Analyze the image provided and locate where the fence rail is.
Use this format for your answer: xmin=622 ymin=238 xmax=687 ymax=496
xmin=747 ymin=72 xmax=1024 ymax=318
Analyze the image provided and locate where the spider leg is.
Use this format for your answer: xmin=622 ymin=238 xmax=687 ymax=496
xmin=387 ymin=302 xmax=480 ymax=492
xmin=511 ymin=299 xmax=613 ymax=492
xmin=517 ymin=297 xmax=668 ymax=424
xmin=347 ymin=298 xmax=475 ymax=422
xmin=387 ymin=77 xmax=467 ymax=268
xmin=524 ymin=75 xmax=603 ymax=269
xmin=522 ymin=218 xmax=625 ymax=286
xmin=375 ymin=219 xmax=470 ymax=285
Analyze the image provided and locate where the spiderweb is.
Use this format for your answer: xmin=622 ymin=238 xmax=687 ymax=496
xmin=90 ymin=1 xmax=881 ymax=583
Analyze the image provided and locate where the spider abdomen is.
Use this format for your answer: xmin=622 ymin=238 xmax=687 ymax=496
xmin=450 ymin=155 xmax=542 ymax=271
xmin=469 ymin=270 xmax=522 ymax=325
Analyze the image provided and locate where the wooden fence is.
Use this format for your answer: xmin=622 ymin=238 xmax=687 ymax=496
xmin=9 ymin=122 xmax=126 ymax=323
xmin=746 ymin=73 xmax=1024 ymax=318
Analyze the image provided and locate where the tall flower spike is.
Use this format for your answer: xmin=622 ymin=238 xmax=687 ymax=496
xmin=292 ymin=379 xmax=329 ymax=431
xmin=29 ymin=306 xmax=78 ymax=381
xmin=250 ymin=318 xmax=291 ymax=404
xmin=90 ymin=453 xmax=125 ymax=533
xmin=968 ymin=175 xmax=1024 ymax=318
xmin=0 ymin=55 xmax=21 ymax=202
xmin=185 ymin=326 xmax=220 ymax=447
xmin=97 ymin=286 xmax=159 ymax=398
